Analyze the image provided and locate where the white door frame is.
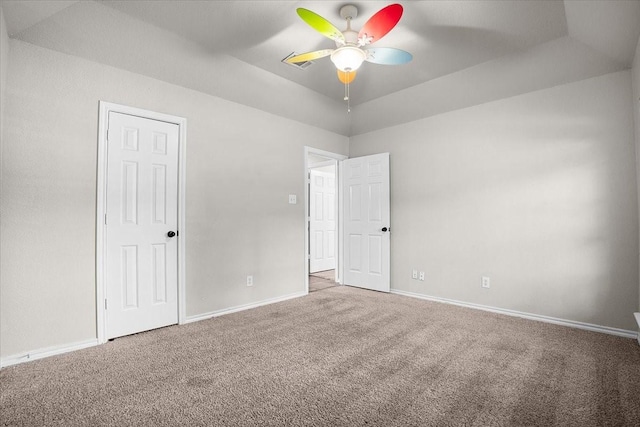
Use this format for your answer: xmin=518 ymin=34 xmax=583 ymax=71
xmin=304 ymin=147 xmax=347 ymax=293
xmin=96 ymin=101 xmax=187 ymax=344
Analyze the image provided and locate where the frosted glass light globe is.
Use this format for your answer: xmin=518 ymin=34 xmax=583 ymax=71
xmin=331 ymin=46 xmax=366 ymax=72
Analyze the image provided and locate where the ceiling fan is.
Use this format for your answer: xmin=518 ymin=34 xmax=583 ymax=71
xmin=285 ymin=3 xmax=412 ymax=110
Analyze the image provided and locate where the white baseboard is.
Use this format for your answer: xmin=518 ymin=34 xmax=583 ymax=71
xmin=184 ymin=291 xmax=307 ymax=324
xmin=391 ymin=289 xmax=638 ymax=339
xmin=634 ymin=312 xmax=640 ymax=345
xmin=1 ymin=292 xmax=307 ymax=368
xmin=5 ymin=292 xmax=629 ymax=368
xmin=1 ymin=338 xmax=99 ymax=369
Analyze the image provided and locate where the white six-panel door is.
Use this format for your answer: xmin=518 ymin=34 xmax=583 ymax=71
xmin=309 ymin=167 xmax=336 ymax=273
xmin=342 ymin=153 xmax=390 ymax=292
xmin=105 ymin=112 xmax=179 ymax=339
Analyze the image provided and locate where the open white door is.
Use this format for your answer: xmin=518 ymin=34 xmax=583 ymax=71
xmin=309 ymin=165 xmax=337 ymax=273
xmin=105 ymin=112 xmax=179 ymax=339
xmin=342 ymin=153 xmax=390 ymax=292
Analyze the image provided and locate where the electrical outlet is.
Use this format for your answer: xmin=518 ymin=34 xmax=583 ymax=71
xmin=247 ymin=275 xmax=253 ymax=286
xmin=419 ymin=271 xmax=425 ymax=281
xmin=288 ymin=194 xmax=297 ymax=204
xmin=481 ymin=276 xmax=490 ymax=288
xmin=412 ymin=269 xmax=418 ymax=279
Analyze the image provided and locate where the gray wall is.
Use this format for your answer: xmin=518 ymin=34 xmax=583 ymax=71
xmin=634 ymin=35 xmax=640 ymax=316
xmin=0 ymin=6 xmax=8 ymax=172
xmin=351 ymin=71 xmax=639 ymax=331
xmin=0 ymin=40 xmax=348 ymax=358
xmin=0 ymin=7 xmax=8 ymax=114
xmin=0 ymin=3 xmax=9 ymax=359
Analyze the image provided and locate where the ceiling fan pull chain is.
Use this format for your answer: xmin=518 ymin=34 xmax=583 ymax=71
xmin=346 ymin=76 xmax=351 ymax=113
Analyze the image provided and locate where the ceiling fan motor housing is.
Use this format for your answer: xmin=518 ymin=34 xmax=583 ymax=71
xmin=339 ymin=29 xmax=359 ymax=47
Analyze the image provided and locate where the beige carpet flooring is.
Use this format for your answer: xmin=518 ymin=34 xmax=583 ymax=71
xmin=1 ymin=285 xmax=640 ymax=426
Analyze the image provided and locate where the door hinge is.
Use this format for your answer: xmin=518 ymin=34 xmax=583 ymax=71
xmin=104 ymin=214 xmax=107 ymax=225
xmin=104 ymin=299 xmax=108 ymax=310
xmin=106 ymin=128 xmax=109 ymax=142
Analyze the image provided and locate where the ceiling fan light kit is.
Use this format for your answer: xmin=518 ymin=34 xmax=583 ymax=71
xmin=286 ymin=3 xmax=412 ymax=112
xmin=331 ymin=46 xmax=366 ymax=72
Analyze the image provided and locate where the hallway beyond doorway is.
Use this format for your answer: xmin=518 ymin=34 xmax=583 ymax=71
xmin=309 ymin=270 xmax=336 ymax=293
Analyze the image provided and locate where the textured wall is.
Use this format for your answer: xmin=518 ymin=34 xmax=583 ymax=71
xmin=351 ymin=71 xmax=639 ymax=330
xmin=0 ymin=7 xmax=8 ymax=110
xmin=1 ymin=7 xmax=8 ymax=167
xmin=0 ymin=40 xmax=348 ymax=358
xmin=633 ymin=35 xmax=640 ymax=315
xmin=0 ymin=3 xmax=9 ymax=361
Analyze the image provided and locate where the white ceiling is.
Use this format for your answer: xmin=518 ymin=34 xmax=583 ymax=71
xmin=2 ymin=0 xmax=640 ymax=136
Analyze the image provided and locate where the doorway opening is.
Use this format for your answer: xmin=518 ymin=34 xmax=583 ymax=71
xmin=304 ymin=148 xmax=391 ymax=294
xmin=304 ymin=147 xmax=347 ymax=294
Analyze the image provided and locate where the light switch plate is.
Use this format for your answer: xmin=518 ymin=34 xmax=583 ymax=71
xmin=288 ymin=194 xmax=297 ymax=204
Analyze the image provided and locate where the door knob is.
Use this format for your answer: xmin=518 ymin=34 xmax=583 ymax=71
xmin=167 ymin=231 xmax=176 ymax=238
xmin=381 ymin=227 xmax=389 ymax=232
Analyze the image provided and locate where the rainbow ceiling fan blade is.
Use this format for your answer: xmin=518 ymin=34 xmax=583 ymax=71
xmin=285 ymin=49 xmax=335 ymax=64
xmin=358 ymin=4 xmax=404 ymax=46
xmin=364 ymin=47 xmax=413 ymax=65
xmin=296 ymin=8 xmax=345 ymax=45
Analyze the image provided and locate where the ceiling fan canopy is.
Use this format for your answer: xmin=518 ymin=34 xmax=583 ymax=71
xmin=286 ymin=3 xmax=412 ymax=84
